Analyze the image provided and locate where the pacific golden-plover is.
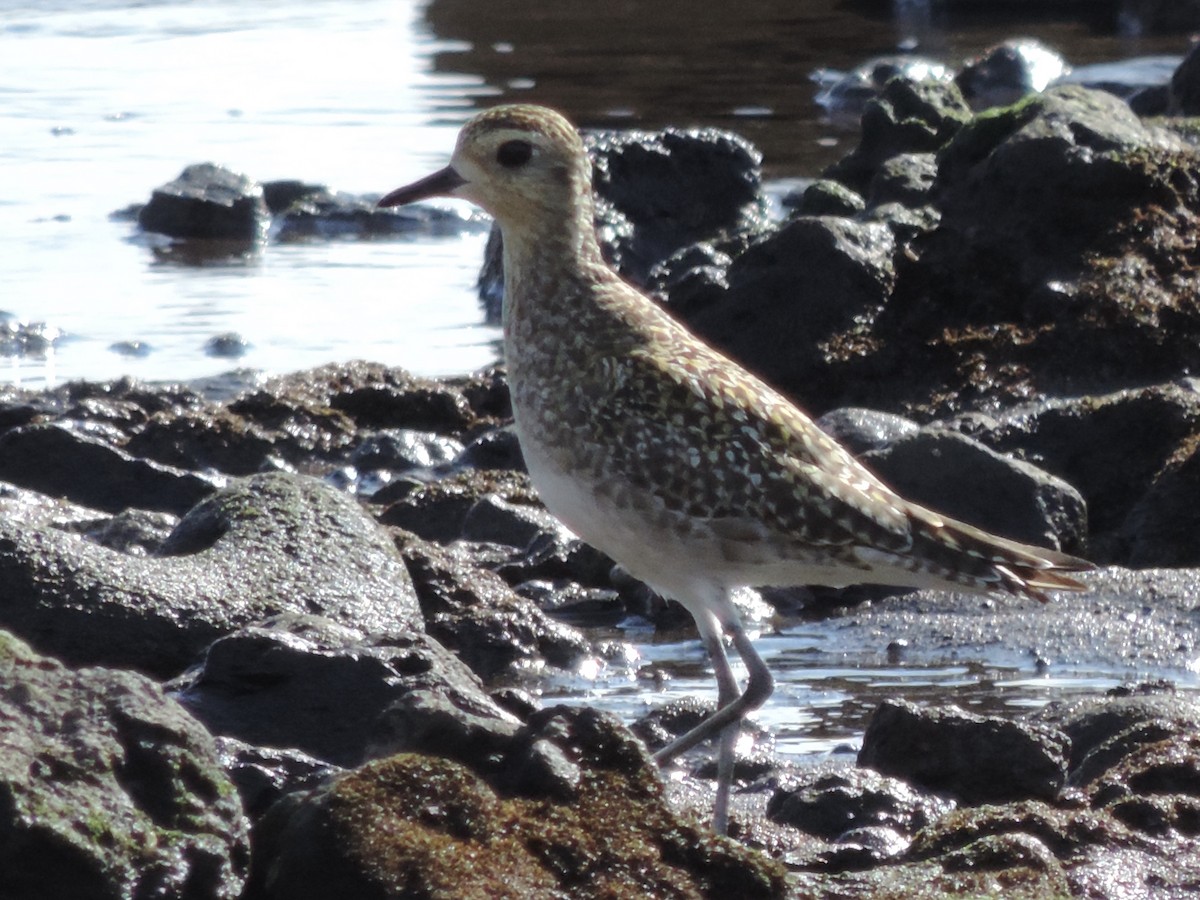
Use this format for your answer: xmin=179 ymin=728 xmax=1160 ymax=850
xmin=378 ymin=104 xmax=1092 ymax=834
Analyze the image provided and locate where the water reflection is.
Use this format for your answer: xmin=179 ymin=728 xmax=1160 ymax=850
xmin=541 ymin=617 xmax=1199 ymax=762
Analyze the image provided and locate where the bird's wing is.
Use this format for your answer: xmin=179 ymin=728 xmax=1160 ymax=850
xmin=583 ymin=332 xmax=918 ymax=554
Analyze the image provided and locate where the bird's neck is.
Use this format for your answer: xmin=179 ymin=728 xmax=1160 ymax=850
xmin=497 ymin=197 xmax=613 ymax=337
xmin=495 ymin=195 xmax=634 ymax=443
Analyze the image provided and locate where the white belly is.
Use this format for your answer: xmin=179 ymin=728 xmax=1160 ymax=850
xmin=517 ymin=423 xmax=969 ymax=606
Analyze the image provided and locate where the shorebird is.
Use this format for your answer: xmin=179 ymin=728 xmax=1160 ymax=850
xmin=377 ymin=104 xmax=1091 ymax=834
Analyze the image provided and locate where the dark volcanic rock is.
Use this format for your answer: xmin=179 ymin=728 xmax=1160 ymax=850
xmin=1118 ymin=434 xmax=1200 ymax=567
xmin=954 ymin=39 xmax=1069 ymax=111
xmin=378 ymin=468 xmax=537 ymax=544
xmin=816 ymin=406 xmax=920 ymax=455
xmin=675 ymin=216 xmax=895 ymax=404
xmin=866 ymin=86 xmax=1200 ymax=417
xmin=173 ymin=614 xmax=519 ymax=770
xmin=1032 ymin=682 xmax=1200 ymax=783
xmin=215 ymin=736 xmax=336 ymax=823
xmin=247 ymin=708 xmax=787 ymax=900
xmin=587 ymin=125 xmax=768 ymax=285
xmin=1170 ymin=39 xmax=1200 ymax=115
xmin=0 ymin=421 xmax=220 ymax=514
xmin=126 ymin=361 xmax=487 ymax=476
xmin=661 ymin=85 xmax=1200 ymax=432
xmin=0 ymin=472 xmax=421 ymax=677
xmin=861 ymin=427 xmax=1087 ymax=552
xmin=958 ymin=382 xmax=1200 ymax=564
xmin=0 ymin=631 xmax=249 ymax=900
xmin=396 ymin=531 xmax=593 ymax=680
xmin=812 ymin=55 xmax=953 ymax=122
xmin=767 ymin=765 xmax=953 ymax=843
xmin=824 ymin=76 xmax=972 ymax=196
xmin=138 ymin=162 xmax=268 ymax=241
xmin=275 ymin=185 xmax=485 ymax=240
xmin=792 ymin=178 xmax=866 ymax=217
xmin=858 ymin=700 xmax=1069 ymax=804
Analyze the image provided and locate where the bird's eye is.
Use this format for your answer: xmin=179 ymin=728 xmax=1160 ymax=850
xmin=496 ymin=140 xmax=533 ymax=168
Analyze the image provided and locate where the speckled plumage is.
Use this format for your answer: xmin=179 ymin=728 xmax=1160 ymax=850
xmin=378 ymin=104 xmax=1092 ymax=833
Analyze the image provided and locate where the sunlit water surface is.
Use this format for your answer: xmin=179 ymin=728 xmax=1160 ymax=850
xmin=540 ymin=620 xmax=1199 ymax=762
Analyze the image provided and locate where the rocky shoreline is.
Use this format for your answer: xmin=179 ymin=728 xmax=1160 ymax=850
xmin=4 ymin=47 xmax=1200 ymax=900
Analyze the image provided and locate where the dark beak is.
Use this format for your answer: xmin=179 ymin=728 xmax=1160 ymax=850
xmin=376 ymin=165 xmax=467 ymax=208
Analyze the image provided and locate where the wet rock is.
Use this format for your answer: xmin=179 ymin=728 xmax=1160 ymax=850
xmin=812 ymin=55 xmax=953 ymax=122
xmin=138 ymin=162 xmax=268 ymax=241
xmin=173 ymin=614 xmax=517 ymax=769
xmin=645 ymin=241 xmax=733 ymax=316
xmin=204 ymin=331 xmax=251 ymax=358
xmin=1120 ymin=433 xmax=1200 ymax=566
xmin=0 ymin=472 xmax=421 ymax=676
xmin=824 ymin=76 xmax=971 ymax=197
xmin=0 ymin=421 xmax=220 ymax=514
xmin=858 ymin=699 xmax=1069 ymax=804
xmin=955 ymin=39 xmax=1070 ymax=110
xmin=0 ymin=312 xmax=62 ymax=358
xmin=675 ymin=216 xmax=895 ymax=404
xmin=368 ymin=674 xmax=523 ymax=767
xmin=1089 ymin=731 xmax=1200 ymax=836
xmin=514 ymin=580 xmax=626 ymax=628
xmin=785 ymin=684 xmax=1200 ymax=895
xmin=274 ymin=186 xmax=485 ymax=240
xmin=0 ymin=631 xmax=249 ymax=900
xmin=865 ymin=151 xmax=938 ymax=210
xmin=110 ymin=337 xmax=153 ymax=358
xmin=495 ymin=529 xmax=617 ymax=589
xmin=1170 ymin=37 xmax=1200 ymax=114
xmin=767 ymin=766 xmax=953 ymax=843
xmin=396 ymin=531 xmax=594 ymax=680
xmin=869 ymin=86 xmax=1200 ymax=418
xmin=586 ymin=125 xmax=768 ymax=286
xmin=632 ymin=694 xmax=774 ymax=791
xmin=350 ymin=428 xmax=465 ymax=474
xmin=247 ymin=707 xmax=787 ymax=900
xmin=127 ymin=361 xmax=483 ymax=476
xmin=82 ymin=506 xmax=178 ymax=555
xmin=460 ymin=493 xmax=565 ymax=547
xmin=126 ymin=406 xmax=285 ymax=476
xmin=959 ymin=382 xmax=1200 ymax=563
xmin=455 ymin=424 xmax=526 ymax=471
xmin=260 ymin=179 xmax=327 ymax=214
xmin=790 ymin=178 xmax=865 ymax=217
xmin=379 ymin=468 xmax=535 ymax=543
xmin=1032 ymin=682 xmax=1200 ymax=785
xmin=215 ymin=736 xmax=336 ymax=822
xmin=860 ymin=427 xmax=1088 ymax=552
xmin=816 ymin=406 xmax=920 ymax=455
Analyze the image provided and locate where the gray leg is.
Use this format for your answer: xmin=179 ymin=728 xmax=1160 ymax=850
xmin=654 ymin=609 xmax=773 ymax=764
xmin=653 ymin=602 xmax=774 ymax=833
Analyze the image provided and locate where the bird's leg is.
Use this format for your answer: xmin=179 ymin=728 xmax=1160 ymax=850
xmin=706 ymin=612 xmax=740 ymax=833
xmin=653 ymin=605 xmax=774 ymax=833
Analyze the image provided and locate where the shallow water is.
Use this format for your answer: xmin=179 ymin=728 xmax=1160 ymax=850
xmin=542 ymin=615 xmax=1199 ymax=763
xmin=2 ymin=0 xmax=1188 ymax=388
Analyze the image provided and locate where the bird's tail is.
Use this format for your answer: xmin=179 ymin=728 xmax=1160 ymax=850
xmin=907 ymin=507 xmax=1093 ymax=602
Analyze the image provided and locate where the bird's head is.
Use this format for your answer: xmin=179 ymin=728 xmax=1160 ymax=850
xmin=377 ymin=104 xmax=592 ymax=226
